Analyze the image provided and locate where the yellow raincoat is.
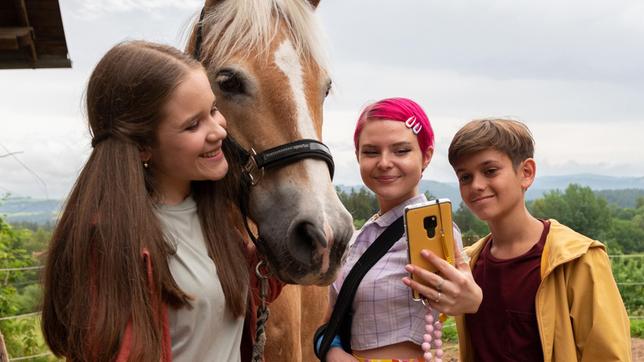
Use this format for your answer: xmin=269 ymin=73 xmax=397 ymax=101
xmin=455 ymin=219 xmax=631 ymax=361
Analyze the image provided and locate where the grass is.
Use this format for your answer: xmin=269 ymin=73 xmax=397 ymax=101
xmin=632 ymin=318 xmax=644 ymax=338
xmin=442 ymin=318 xmax=458 ymax=342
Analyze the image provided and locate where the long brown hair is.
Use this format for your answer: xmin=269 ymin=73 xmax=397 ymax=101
xmin=41 ymin=41 xmax=248 ymax=362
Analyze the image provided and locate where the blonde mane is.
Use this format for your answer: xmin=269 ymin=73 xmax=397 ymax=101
xmin=199 ymin=0 xmax=329 ymax=72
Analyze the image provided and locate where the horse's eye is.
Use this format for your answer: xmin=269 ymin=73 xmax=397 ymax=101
xmin=324 ymin=80 xmax=332 ymax=98
xmin=216 ymin=70 xmax=246 ymax=95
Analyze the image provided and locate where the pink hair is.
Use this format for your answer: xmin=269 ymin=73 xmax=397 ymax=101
xmin=353 ymin=97 xmax=435 ymax=153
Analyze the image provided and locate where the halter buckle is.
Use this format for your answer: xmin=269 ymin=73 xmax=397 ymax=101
xmin=243 ymin=148 xmax=264 ymax=186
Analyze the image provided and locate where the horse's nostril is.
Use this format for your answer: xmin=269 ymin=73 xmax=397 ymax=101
xmin=288 ymin=221 xmax=327 ymax=265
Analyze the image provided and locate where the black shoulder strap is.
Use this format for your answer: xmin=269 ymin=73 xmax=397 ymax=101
xmin=318 ymin=216 xmax=405 ymax=360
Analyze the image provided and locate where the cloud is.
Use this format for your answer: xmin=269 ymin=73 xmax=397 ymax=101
xmin=318 ymin=0 xmax=644 ymax=85
xmin=2 ymin=0 xmax=643 ymax=199
xmin=69 ymin=0 xmax=202 ymax=19
xmin=1 ymin=117 xmax=89 ymax=199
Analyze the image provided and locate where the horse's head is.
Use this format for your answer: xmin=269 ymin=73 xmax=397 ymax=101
xmin=188 ymin=0 xmax=353 ymax=285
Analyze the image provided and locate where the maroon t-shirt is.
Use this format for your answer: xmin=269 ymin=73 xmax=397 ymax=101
xmin=466 ymin=220 xmax=550 ymax=362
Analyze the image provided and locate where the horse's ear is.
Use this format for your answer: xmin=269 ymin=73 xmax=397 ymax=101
xmin=307 ymin=0 xmax=320 ymax=9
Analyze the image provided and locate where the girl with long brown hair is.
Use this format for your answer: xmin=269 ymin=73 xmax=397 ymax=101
xmin=41 ymin=40 xmax=251 ymax=361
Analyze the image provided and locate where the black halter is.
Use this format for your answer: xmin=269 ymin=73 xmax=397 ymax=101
xmin=192 ymin=7 xmax=336 ymax=244
xmin=226 ymin=137 xmax=334 ymax=186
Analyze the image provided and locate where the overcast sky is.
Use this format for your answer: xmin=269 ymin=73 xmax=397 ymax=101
xmin=1 ymin=0 xmax=643 ymax=200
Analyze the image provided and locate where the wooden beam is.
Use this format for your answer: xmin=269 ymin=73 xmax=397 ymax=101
xmin=0 ymin=27 xmax=32 ymax=41
xmin=0 ymin=38 xmax=19 ymax=49
xmin=13 ymin=0 xmax=30 ymax=27
xmin=0 ymin=27 xmax=29 ymax=49
xmin=0 ymin=27 xmax=36 ymax=63
xmin=0 ymin=56 xmax=71 ymax=69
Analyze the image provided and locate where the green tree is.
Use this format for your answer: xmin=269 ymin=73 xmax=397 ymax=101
xmin=0 ymin=216 xmax=51 ymax=360
xmin=424 ymin=191 xmax=436 ymax=200
xmin=636 ymin=196 xmax=644 ymax=209
xmin=336 ymin=187 xmax=378 ymax=227
xmin=603 ymin=193 xmax=644 ymax=253
xmin=530 ymin=184 xmax=611 ymax=240
xmin=452 ymin=202 xmax=489 ymax=246
xmin=605 ymin=219 xmax=644 ymax=254
xmin=611 ymin=256 xmax=644 ymax=316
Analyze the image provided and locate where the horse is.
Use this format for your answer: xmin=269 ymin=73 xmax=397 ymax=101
xmin=185 ymin=0 xmax=353 ymax=360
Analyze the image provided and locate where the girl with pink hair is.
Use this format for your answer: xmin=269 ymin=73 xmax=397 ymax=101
xmin=315 ymin=98 xmax=482 ymax=362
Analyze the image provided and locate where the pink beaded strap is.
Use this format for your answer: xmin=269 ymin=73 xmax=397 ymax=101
xmin=421 ymin=304 xmax=444 ymax=362
xmin=354 ymin=357 xmax=425 ymax=362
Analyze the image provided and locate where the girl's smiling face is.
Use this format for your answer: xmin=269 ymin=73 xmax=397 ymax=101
xmin=357 ymin=119 xmax=432 ymax=213
xmin=148 ymin=68 xmax=228 ymax=203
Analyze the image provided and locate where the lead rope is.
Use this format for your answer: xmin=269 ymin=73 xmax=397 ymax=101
xmin=421 ymin=303 xmax=444 ymax=362
xmin=251 ymin=261 xmax=270 ymax=362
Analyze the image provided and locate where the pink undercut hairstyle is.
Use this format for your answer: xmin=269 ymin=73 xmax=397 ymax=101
xmin=353 ymin=97 xmax=435 ymax=153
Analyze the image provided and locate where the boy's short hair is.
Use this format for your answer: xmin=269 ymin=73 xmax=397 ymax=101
xmin=448 ymin=118 xmax=534 ymax=168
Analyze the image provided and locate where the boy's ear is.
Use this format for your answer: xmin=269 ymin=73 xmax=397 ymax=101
xmin=519 ymin=158 xmax=537 ymax=191
xmin=422 ymin=147 xmax=434 ymax=171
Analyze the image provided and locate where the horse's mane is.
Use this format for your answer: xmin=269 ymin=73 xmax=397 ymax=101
xmin=195 ymin=0 xmax=329 ymax=73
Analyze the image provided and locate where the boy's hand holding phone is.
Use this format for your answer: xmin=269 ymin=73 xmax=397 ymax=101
xmin=402 ymin=199 xmax=482 ymax=315
xmin=404 ymin=199 xmax=456 ymax=299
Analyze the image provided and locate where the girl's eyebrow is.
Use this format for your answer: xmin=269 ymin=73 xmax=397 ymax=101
xmin=391 ymin=141 xmax=413 ymax=147
xmin=362 ymin=141 xmax=412 ymax=147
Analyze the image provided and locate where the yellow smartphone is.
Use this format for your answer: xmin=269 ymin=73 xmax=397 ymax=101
xmin=404 ymin=198 xmax=456 ymax=300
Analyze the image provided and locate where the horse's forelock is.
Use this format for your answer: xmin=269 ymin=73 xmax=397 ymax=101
xmin=198 ymin=0 xmax=329 ymax=73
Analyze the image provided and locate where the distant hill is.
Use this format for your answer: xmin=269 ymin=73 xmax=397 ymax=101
xmin=533 ymin=174 xmax=644 ymax=190
xmin=529 ymin=175 xmax=644 ymax=208
xmin=337 ymin=180 xmax=463 ymax=205
xmin=595 ymin=189 xmax=644 ymax=209
xmin=339 ymin=174 xmax=644 ymax=210
xmin=3 ymin=174 xmax=643 ymax=224
xmin=0 ymin=197 xmax=61 ymax=224
xmin=419 ymin=180 xmax=462 ymax=205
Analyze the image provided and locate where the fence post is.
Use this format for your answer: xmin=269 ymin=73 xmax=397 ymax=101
xmin=0 ymin=328 xmax=9 ymax=362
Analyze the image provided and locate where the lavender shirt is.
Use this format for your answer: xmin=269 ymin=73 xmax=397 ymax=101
xmin=330 ymin=194 xmax=463 ymax=350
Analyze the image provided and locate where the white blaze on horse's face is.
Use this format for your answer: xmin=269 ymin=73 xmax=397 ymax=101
xmin=192 ymin=0 xmax=354 ymax=285
xmin=274 ymin=40 xmax=317 ymax=139
xmin=261 ymin=39 xmax=340 ymax=280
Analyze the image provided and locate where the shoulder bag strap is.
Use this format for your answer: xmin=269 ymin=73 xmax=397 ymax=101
xmin=318 ymin=216 xmax=405 ymax=360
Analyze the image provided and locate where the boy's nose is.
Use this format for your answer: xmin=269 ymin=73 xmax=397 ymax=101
xmin=471 ymin=175 xmax=486 ymax=191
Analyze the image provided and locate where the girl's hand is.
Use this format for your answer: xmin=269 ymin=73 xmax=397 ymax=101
xmin=327 ymin=347 xmax=358 ymax=362
xmin=402 ymin=245 xmax=482 ymax=315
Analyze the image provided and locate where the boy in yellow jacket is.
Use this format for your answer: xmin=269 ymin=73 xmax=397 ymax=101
xmin=405 ymin=119 xmax=631 ymax=361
